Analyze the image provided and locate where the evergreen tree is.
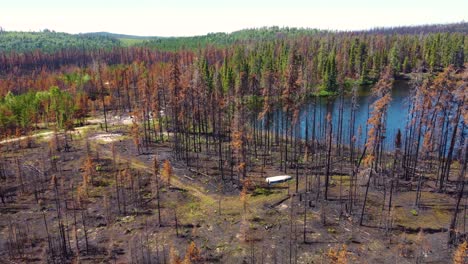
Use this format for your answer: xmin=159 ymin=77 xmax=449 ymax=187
xmin=322 ymin=50 xmax=337 ymax=92
xmin=389 ymin=44 xmax=401 ymax=75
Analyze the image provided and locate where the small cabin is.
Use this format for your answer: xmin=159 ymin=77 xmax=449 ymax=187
xmin=265 ymin=175 xmax=292 ymax=185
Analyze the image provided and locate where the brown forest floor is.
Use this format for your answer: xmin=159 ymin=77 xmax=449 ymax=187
xmin=0 ymin=118 xmax=466 ymax=263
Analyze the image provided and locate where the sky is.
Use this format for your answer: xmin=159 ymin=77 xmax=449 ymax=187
xmin=1 ymin=0 xmax=467 ymax=36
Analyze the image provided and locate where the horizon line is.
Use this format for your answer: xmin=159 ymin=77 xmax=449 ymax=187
xmin=1 ymin=20 xmax=466 ymax=38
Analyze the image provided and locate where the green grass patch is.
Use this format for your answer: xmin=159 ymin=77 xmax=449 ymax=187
xmin=251 ymin=188 xmax=273 ymax=197
xmin=330 ymin=175 xmax=351 ymax=187
xmin=119 ymin=215 xmax=135 ymax=223
xmin=314 ymin=89 xmax=338 ymax=97
xmin=394 ymin=206 xmax=451 ymax=229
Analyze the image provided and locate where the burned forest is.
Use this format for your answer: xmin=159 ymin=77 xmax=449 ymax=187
xmin=0 ymin=24 xmax=467 ymax=263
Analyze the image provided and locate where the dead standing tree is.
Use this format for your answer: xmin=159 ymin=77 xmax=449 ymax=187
xmin=360 ymin=67 xmax=393 ymax=226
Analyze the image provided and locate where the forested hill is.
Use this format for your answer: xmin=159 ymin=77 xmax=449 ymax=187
xmin=83 ymin=32 xmax=155 ymax=40
xmin=1 ymin=22 xmax=467 ymax=53
xmin=358 ymin=21 xmax=468 ymax=34
xmin=136 ymin=23 xmax=468 ymax=50
xmin=0 ymin=30 xmax=121 ymax=53
xmin=137 ymin=27 xmax=324 ymax=50
xmin=0 ymin=27 xmax=323 ymax=53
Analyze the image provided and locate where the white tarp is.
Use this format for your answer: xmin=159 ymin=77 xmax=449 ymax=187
xmin=266 ymin=175 xmax=292 ymax=184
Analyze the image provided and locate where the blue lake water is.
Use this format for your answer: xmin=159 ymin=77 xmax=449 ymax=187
xmin=262 ymin=80 xmax=412 ymax=151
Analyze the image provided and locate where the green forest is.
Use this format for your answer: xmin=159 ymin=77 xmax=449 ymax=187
xmin=0 ymin=30 xmax=120 ymax=53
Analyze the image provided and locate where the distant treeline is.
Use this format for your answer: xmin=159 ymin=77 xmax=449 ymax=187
xmin=358 ymin=21 xmax=468 ymax=34
xmin=136 ymin=27 xmax=324 ymax=50
xmin=1 ymin=22 xmax=467 ymax=53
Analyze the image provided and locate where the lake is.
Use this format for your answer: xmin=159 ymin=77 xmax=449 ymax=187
xmin=262 ymin=80 xmax=412 ymax=151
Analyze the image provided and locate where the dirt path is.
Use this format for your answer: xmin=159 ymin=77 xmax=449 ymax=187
xmin=1 ymin=115 xmax=282 ymax=214
xmin=0 ymin=115 xmax=215 ymax=207
xmin=97 ymin=141 xmax=288 ymax=215
xmin=0 ymin=130 xmax=55 ymax=144
xmin=0 ymin=115 xmax=133 ymax=145
xmin=98 ymin=146 xmax=216 ymax=205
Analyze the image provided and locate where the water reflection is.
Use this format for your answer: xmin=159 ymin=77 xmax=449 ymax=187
xmin=262 ymin=80 xmax=411 ymax=151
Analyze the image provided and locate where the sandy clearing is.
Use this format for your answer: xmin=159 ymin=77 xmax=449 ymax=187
xmin=90 ymin=133 xmax=123 ymax=142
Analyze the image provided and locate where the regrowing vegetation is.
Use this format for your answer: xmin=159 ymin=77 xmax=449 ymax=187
xmin=0 ymin=23 xmax=467 ymax=263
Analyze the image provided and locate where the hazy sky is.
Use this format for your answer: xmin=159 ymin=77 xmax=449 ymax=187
xmin=1 ymin=0 xmax=466 ymax=36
